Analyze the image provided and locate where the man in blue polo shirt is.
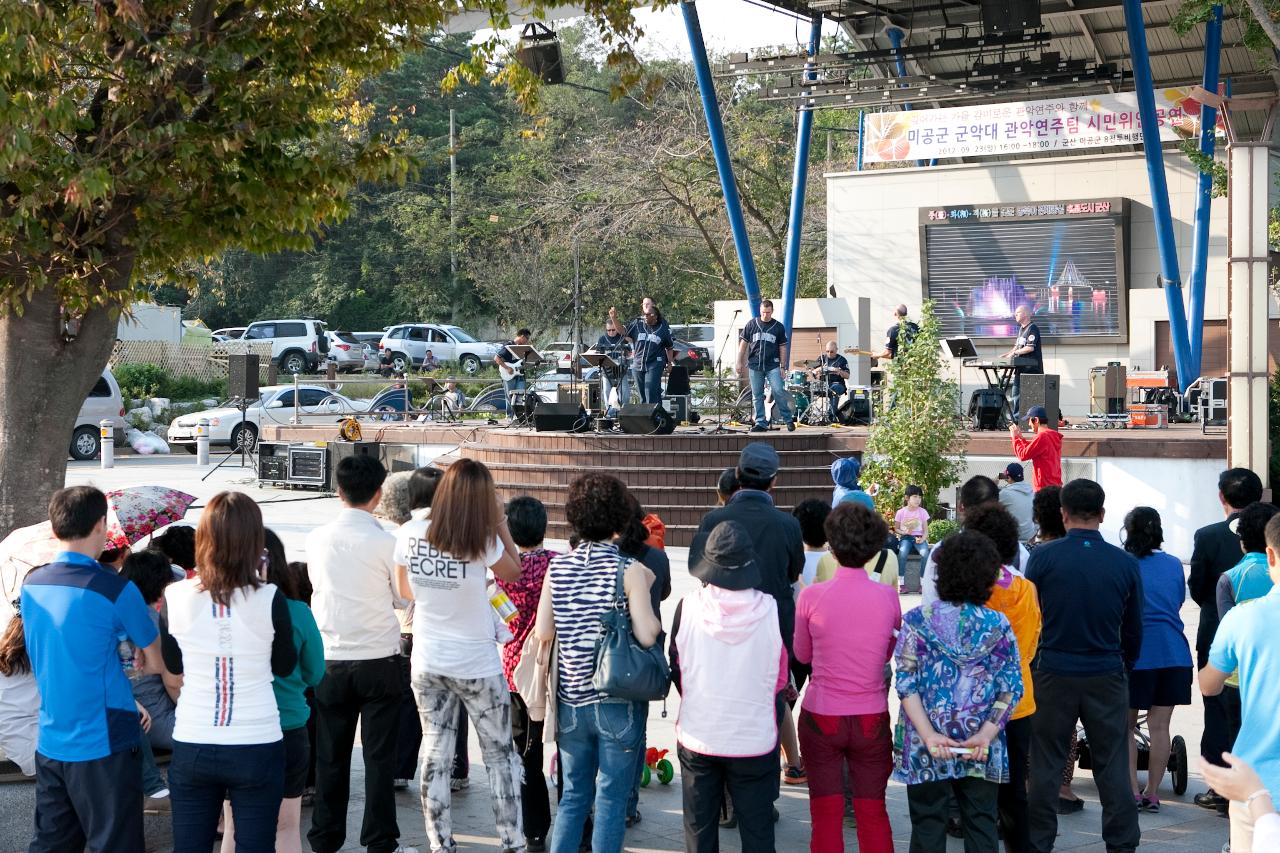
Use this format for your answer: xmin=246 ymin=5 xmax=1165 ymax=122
xmin=1024 ymin=478 xmax=1143 ymax=853
xmin=21 ymin=485 xmax=162 ymax=852
xmin=1201 ymin=511 xmax=1280 ymax=853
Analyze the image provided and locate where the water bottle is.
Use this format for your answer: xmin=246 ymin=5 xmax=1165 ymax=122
xmin=489 ymin=588 xmax=518 ymax=625
xmin=117 ymin=635 xmax=135 ymax=675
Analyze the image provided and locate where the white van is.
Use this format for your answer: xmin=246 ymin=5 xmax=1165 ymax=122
xmin=71 ymin=369 xmax=127 ymax=460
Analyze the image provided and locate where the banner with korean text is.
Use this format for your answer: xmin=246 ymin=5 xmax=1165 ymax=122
xmin=862 ymin=89 xmax=1213 ymax=163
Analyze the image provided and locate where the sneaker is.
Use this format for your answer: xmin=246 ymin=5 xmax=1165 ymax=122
xmin=625 ymin=810 xmax=642 ymax=828
xmin=393 ymin=777 xmax=410 ymax=790
xmin=143 ymin=794 xmax=171 ymax=815
xmin=393 ymin=847 xmax=420 ymax=853
xmin=450 ymin=776 xmax=470 ymax=792
xmin=786 ymin=420 xmax=796 ymax=432
xmin=783 ymin=764 xmax=807 ymax=785
xmin=750 ymin=424 xmax=769 ymax=433
xmin=1141 ymin=794 xmax=1160 ymax=813
xmin=1055 ymin=796 xmax=1085 ymax=815
xmin=1196 ymin=789 xmax=1229 ymax=810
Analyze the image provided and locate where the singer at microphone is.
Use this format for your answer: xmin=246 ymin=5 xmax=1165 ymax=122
xmin=736 ymin=298 xmax=796 ymax=433
xmin=609 ymin=297 xmax=675 ymax=406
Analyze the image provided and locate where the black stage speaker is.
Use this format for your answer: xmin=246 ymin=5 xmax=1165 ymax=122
xmin=981 ymin=0 xmax=1041 ymax=33
xmin=840 ymin=387 xmax=873 ymax=425
xmin=619 ymin=403 xmax=676 ymax=436
xmin=516 ymin=23 xmax=564 ymax=84
xmin=228 ymin=353 xmax=260 ymax=401
xmin=1020 ymin=374 xmax=1060 ymax=428
xmin=665 ymin=365 xmax=691 ymax=397
xmin=533 ymin=402 xmax=589 ymax=433
xmin=328 ymin=441 xmax=420 ymax=479
xmin=969 ymin=388 xmax=1005 ymax=431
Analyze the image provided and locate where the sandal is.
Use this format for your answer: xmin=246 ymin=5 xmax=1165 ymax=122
xmin=783 ymin=764 xmax=808 ymax=785
xmin=1143 ymin=795 xmax=1161 ymax=813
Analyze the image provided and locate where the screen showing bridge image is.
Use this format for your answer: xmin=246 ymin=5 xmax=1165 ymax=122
xmin=920 ymin=199 xmax=1128 ymax=341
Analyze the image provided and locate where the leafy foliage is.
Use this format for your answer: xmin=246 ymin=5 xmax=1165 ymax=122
xmin=114 ymin=362 xmax=225 ymax=402
xmin=860 ymin=301 xmax=967 ymax=519
xmin=927 ymin=518 xmax=960 ymax=544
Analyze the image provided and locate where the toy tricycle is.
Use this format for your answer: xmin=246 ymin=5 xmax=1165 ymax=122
xmin=640 ymin=747 xmax=674 ymax=787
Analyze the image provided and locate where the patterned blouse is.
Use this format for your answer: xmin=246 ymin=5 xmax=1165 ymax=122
xmin=893 ymin=601 xmax=1023 ymax=785
xmin=497 ymin=548 xmax=557 ymax=692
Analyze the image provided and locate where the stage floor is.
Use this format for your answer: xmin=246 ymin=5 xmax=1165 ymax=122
xmin=264 ymin=417 xmax=1225 ymax=460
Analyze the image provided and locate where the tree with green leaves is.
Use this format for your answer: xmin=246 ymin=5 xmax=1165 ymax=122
xmin=860 ymin=300 xmax=967 ymax=519
xmin=0 ymin=0 xmax=656 ymax=535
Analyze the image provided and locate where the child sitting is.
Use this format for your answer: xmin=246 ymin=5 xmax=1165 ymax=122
xmin=894 ymin=485 xmax=931 ymax=570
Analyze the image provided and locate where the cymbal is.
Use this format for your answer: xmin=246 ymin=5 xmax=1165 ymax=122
xmin=793 ymin=359 xmax=822 ymax=368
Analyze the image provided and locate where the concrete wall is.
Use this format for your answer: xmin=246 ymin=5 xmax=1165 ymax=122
xmin=826 ymin=151 xmax=1278 ymax=416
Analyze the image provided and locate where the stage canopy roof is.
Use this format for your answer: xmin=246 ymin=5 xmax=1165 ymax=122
xmin=717 ymin=0 xmax=1277 ymax=138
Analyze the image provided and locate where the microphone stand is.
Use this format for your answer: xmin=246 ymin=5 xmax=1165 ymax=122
xmin=707 ymin=310 xmax=743 ymax=434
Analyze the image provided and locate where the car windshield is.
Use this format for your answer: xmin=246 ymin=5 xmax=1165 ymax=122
xmin=334 ymin=332 xmax=360 ymax=344
xmin=676 ymin=326 xmax=714 ymax=342
xmin=444 ymin=326 xmax=476 ymax=343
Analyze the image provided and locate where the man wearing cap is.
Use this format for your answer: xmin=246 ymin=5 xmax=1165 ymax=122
xmin=691 ymin=443 xmax=805 ymax=657
xmin=998 ymin=463 xmax=1037 ymax=544
xmin=671 ymin=521 xmax=789 ymax=853
xmin=1009 ymin=406 xmax=1062 ymax=491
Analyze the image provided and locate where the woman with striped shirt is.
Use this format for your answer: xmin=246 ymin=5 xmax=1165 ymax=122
xmin=535 ymin=474 xmax=661 ymax=853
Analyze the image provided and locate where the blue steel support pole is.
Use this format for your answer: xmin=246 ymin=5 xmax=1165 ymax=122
xmin=1121 ymin=0 xmax=1195 ymax=391
xmin=779 ymin=13 xmax=823 ymax=338
xmin=856 ymin=110 xmax=866 ymax=171
xmin=680 ymin=0 xmax=762 ymax=317
xmin=1187 ymin=4 xmax=1223 ymax=382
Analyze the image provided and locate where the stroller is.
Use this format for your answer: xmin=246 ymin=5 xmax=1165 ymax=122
xmin=1075 ymin=713 xmax=1189 ymax=795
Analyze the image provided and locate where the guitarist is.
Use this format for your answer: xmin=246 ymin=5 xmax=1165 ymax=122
xmin=594 ymin=316 xmax=632 ymax=417
xmin=495 ymin=328 xmax=533 ymax=416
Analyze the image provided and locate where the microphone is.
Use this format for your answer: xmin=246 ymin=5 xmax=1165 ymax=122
xmin=732 ymin=308 xmax=742 ymax=316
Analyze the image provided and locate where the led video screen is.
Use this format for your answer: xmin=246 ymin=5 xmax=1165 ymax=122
xmin=919 ymin=199 xmax=1128 ymax=341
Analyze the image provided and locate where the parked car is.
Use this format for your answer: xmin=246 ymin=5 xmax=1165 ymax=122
xmin=670 ymin=323 xmax=715 ymax=345
xmin=352 ymin=332 xmax=385 ymax=346
xmin=326 ymin=330 xmax=378 ymax=373
xmin=70 ymin=368 xmax=128 ymax=461
xmin=212 ymin=326 xmax=247 ymax=340
xmin=542 ymin=341 xmax=584 ymax=372
xmin=672 ymin=336 xmax=710 ymax=375
xmin=166 ymin=385 xmax=363 ymax=453
xmin=377 ymin=324 xmax=500 ymax=374
xmin=240 ymin=319 xmax=329 ymax=374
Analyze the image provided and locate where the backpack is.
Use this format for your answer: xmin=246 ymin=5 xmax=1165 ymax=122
xmin=900 ymin=321 xmax=920 ymax=352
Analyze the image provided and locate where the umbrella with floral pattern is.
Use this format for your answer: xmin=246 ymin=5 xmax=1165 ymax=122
xmin=105 ymin=486 xmax=197 ymax=549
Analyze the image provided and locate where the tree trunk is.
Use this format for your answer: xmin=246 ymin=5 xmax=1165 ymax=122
xmin=0 ymin=286 xmax=122 ymax=538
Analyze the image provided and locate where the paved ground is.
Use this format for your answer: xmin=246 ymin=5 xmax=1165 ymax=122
xmin=0 ymin=454 xmax=1236 ymax=851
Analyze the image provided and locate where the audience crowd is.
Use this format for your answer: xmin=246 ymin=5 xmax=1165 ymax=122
xmin=3 ymin=448 xmax=1279 ymax=853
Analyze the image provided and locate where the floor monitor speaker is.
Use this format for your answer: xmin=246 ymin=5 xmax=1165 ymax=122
xmin=969 ymin=388 xmax=1005 ymax=431
xmin=618 ymin=404 xmax=676 ymax=436
xmin=533 ymin=402 xmax=589 ymax=433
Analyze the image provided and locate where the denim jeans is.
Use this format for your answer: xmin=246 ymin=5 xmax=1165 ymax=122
xmin=169 ymin=739 xmax=285 ymax=853
xmin=749 ymin=366 xmax=793 ymax=427
xmin=551 ymin=699 xmax=645 ymax=853
xmin=633 ymin=362 xmax=665 ymax=404
xmin=602 ymin=370 xmax=631 ymax=416
xmin=139 ymin=733 xmax=166 ymax=796
xmin=897 ymin=537 xmax=931 ymax=571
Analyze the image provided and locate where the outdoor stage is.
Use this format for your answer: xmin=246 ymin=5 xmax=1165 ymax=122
xmin=261 ymin=421 xmax=1225 ymax=548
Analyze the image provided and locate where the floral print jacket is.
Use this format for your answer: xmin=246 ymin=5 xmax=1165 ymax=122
xmin=893 ymin=601 xmax=1023 ymax=785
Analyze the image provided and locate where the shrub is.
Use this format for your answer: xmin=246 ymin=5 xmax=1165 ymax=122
xmin=928 ymin=518 xmax=960 ymax=543
xmin=115 ymin=363 xmax=167 ymax=400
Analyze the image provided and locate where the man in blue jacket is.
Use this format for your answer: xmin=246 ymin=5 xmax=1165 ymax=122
xmin=1024 ymin=478 xmax=1143 ymax=853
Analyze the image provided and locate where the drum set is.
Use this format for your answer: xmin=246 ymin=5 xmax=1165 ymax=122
xmin=788 ymin=360 xmax=873 ymax=426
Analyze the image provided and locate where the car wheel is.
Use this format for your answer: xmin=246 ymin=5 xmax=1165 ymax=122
xmin=460 ymin=354 xmax=482 ymax=374
xmin=69 ymin=426 xmax=100 ymax=461
xmin=230 ymin=423 xmax=258 ymax=453
xmin=281 ymin=351 xmax=308 ymax=374
xmin=391 ymin=353 xmax=411 ymax=373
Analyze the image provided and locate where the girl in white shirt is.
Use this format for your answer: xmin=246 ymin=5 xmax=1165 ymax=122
xmin=0 ymin=611 xmax=37 ymax=776
xmin=394 ymin=459 xmax=525 ymax=853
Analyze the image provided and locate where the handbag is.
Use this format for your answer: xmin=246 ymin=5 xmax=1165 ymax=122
xmin=591 ymin=554 xmax=670 ymax=702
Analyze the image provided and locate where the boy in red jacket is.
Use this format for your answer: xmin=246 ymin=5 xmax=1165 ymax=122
xmin=1009 ymin=405 xmax=1062 ymax=491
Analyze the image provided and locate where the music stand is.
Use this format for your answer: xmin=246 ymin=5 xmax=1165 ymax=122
xmin=944 ymin=337 xmax=980 ymax=421
xmin=581 ymin=352 xmax=619 ymax=421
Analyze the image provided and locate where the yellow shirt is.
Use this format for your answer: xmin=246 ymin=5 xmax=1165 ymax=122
xmin=985 ymin=568 xmax=1042 ymax=719
xmin=817 ymin=550 xmax=899 ymax=588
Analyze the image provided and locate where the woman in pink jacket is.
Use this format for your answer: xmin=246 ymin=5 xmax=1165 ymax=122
xmin=794 ymin=502 xmax=903 ymax=853
xmin=670 ymin=520 xmax=789 ymax=853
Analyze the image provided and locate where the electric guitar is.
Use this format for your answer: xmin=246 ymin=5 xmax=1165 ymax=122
xmin=843 ymin=347 xmax=879 ymax=358
xmin=496 ymin=358 xmax=522 ymax=382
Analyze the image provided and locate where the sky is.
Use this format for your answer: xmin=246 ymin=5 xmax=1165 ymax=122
xmin=469 ymin=0 xmax=822 ymax=59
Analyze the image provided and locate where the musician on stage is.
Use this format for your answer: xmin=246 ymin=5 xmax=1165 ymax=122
xmin=594 ymin=315 xmax=632 ymax=417
xmin=811 ymin=340 xmax=850 ymax=397
xmin=610 ymin=298 xmax=674 ymax=405
xmin=1001 ymin=304 xmax=1043 ymax=420
xmin=738 ymin=298 xmax=795 ymax=433
xmin=494 ymin=328 xmax=533 ymax=416
xmin=875 ymin=304 xmax=919 ymax=361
